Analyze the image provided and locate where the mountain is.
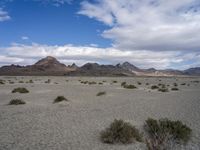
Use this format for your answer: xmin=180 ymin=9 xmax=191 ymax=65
xmin=0 ymin=56 xmax=75 ymax=76
xmin=184 ymin=67 xmax=200 ymax=76
xmin=66 ymin=63 xmax=135 ymax=76
xmin=0 ymin=56 xmax=199 ymax=76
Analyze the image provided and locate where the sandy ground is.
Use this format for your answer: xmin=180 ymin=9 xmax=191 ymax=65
xmin=0 ymin=76 xmax=200 ymax=150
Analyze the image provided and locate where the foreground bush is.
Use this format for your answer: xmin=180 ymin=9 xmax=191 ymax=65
xmin=101 ymin=119 xmax=143 ymax=144
xmin=145 ymin=118 xmax=192 ymax=150
xmin=151 ymin=85 xmax=159 ymax=90
xmin=96 ymin=91 xmax=106 ymax=96
xmin=171 ymin=87 xmax=179 ymax=91
xmin=53 ymin=96 xmax=68 ymax=103
xmin=12 ymin=87 xmax=29 ymax=93
xmin=9 ymin=99 xmax=26 ymax=105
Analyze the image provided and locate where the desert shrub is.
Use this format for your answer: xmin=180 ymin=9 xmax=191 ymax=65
xmin=88 ymin=81 xmax=97 ymax=85
xmin=171 ymin=87 xmax=179 ymax=91
xmin=53 ymin=96 xmax=68 ymax=103
xmin=151 ymin=85 xmax=159 ymax=90
xmin=0 ymin=80 xmax=5 ymax=84
xmin=102 ymin=80 xmax=107 ymax=82
xmin=124 ymin=84 xmax=137 ymax=89
xmin=158 ymin=88 xmax=169 ymax=92
xmin=121 ymin=82 xmax=126 ymax=87
xmin=96 ymin=91 xmax=106 ymax=96
xmin=173 ymin=83 xmax=178 ymax=87
xmin=145 ymin=118 xmax=192 ymax=150
xmin=29 ymin=80 xmax=34 ymax=83
xmin=137 ymin=82 xmax=142 ymax=85
xmin=9 ymin=99 xmax=26 ymax=105
xmin=19 ymin=81 xmax=24 ymax=83
xmin=98 ymin=82 xmax=103 ymax=85
xmin=45 ymin=79 xmax=51 ymax=83
xmin=146 ymin=83 xmax=149 ymax=85
xmin=113 ymin=80 xmax=118 ymax=83
xmin=101 ymin=119 xmax=143 ymax=144
xmin=12 ymin=87 xmax=29 ymax=93
xmin=181 ymin=83 xmax=186 ymax=85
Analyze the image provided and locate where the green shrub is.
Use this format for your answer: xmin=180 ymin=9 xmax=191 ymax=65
xmin=171 ymin=87 xmax=179 ymax=91
xmin=124 ymin=84 xmax=137 ymax=89
xmin=53 ymin=96 xmax=68 ymax=103
xmin=158 ymin=88 xmax=169 ymax=92
xmin=96 ymin=91 xmax=106 ymax=96
xmin=0 ymin=80 xmax=5 ymax=84
xmin=173 ymin=83 xmax=178 ymax=87
xmin=98 ymin=82 xmax=103 ymax=85
xmin=101 ymin=119 xmax=143 ymax=144
xmin=145 ymin=118 xmax=192 ymax=150
xmin=151 ymin=85 xmax=159 ymax=90
xmin=9 ymin=99 xmax=26 ymax=105
xmin=12 ymin=87 xmax=29 ymax=93
xmin=88 ymin=81 xmax=97 ymax=85
xmin=19 ymin=81 xmax=24 ymax=83
xmin=137 ymin=82 xmax=142 ymax=85
xmin=121 ymin=82 xmax=126 ymax=87
xmin=113 ymin=80 xmax=118 ymax=83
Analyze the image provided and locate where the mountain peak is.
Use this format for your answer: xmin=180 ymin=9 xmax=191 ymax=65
xmin=34 ymin=56 xmax=60 ymax=66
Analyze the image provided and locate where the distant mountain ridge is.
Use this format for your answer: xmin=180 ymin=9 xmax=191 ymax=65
xmin=0 ymin=56 xmax=200 ymax=76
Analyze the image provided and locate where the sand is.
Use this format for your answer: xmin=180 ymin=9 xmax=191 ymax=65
xmin=0 ymin=76 xmax=200 ymax=150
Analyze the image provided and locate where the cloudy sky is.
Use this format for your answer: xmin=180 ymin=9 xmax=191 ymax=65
xmin=0 ymin=0 xmax=200 ymax=69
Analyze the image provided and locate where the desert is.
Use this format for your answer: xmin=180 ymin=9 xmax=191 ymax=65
xmin=0 ymin=76 xmax=200 ymax=150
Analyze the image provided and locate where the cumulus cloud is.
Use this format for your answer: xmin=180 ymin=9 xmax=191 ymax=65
xmin=0 ymin=8 xmax=10 ymax=22
xmin=1 ymin=43 xmax=199 ymax=69
xmin=79 ymin=0 xmax=200 ymax=51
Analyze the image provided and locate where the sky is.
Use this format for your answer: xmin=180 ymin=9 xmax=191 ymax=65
xmin=0 ymin=0 xmax=200 ymax=70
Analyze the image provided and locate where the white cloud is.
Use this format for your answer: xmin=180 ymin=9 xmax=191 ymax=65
xmin=0 ymin=8 xmax=10 ymax=22
xmin=79 ymin=0 xmax=200 ymax=51
xmin=1 ymin=43 xmax=199 ymax=69
xmin=21 ymin=36 xmax=29 ymax=40
xmin=33 ymin=0 xmax=73 ymax=6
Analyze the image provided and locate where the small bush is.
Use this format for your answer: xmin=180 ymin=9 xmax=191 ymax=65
xmin=9 ymin=99 xmax=26 ymax=105
xmin=121 ymin=82 xmax=126 ymax=87
xmin=158 ymin=87 xmax=169 ymax=92
xmin=113 ymin=80 xmax=118 ymax=83
xmin=19 ymin=81 xmax=24 ymax=83
xmin=96 ymin=91 xmax=106 ymax=96
xmin=12 ymin=87 xmax=29 ymax=93
xmin=124 ymin=84 xmax=137 ymax=89
xmin=0 ymin=80 xmax=5 ymax=84
xmin=53 ymin=96 xmax=68 ymax=103
xmin=88 ymin=81 xmax=97 ymax=85
xmin=101 ymin=119 xmax=143 ymax=144
xmin=98 ymin=82 xmax=103 ymax=85
xmin=137 ymin=82 xmax=142 ymax=85
xmin=181 ymin=83 xmax=186 ymax=85
xmin=145 ymin=118 xmax=192 ymax=150
xmin=173 ymin=83 xmax=178 ymax=87
xmin=45 ymin=79 xmax=51 ymax=83
xmin=151 ymin=85 xmax=159 ymax=90
xmin=171 ymin=87 xmax=179 ymax=91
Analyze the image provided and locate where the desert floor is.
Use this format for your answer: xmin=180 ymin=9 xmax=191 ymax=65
xmin=0 ymin=76 xmax=200 ymax=150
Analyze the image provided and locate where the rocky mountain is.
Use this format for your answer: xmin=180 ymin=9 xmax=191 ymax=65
xmin=0 ymin=56 xmax=199 ymax=76
xmin=0 ymin=56 xmax=75 ymax=76
xmin=66 ymin=63 xmax=135 ymax=76
xmin=184 ymin=67 xmax=200 ymax=76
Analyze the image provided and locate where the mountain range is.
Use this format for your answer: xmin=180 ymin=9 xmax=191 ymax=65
xmin=0 ymin=56 xmax=199 ymax=76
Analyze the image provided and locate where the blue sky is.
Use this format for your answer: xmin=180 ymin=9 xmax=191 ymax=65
xmin=0 ymin=0 xmax=200 ymax=69
xmin=0 ymin=0 xmax=111 ymax=47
